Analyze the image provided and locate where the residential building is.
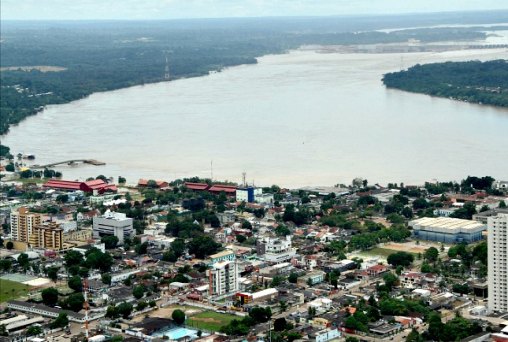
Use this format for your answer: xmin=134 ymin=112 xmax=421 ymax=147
xmin=298 ymin=270 xmax=326 ymax=286
xmin=10 ymin=207 xmax=42 ymax=242
xmin=409 ymin=217 xmax=486 ymax=243
xmin=92 ymin=210 xmax=133 ymax=245
xmin=315 ymin=328 xmax=341 ymax=342
xmin=488 ymin=214 xmax=508 ymax=313
xmin=473 ymin=208 xmax=508 ymax=224
xmin=207 ymin=249 xmax=236 ymax=265
xmin=236 ymin=187 xmax=262 ymax=203
xmin=89 ymin=193 xmax=117 ymax=205
xmin=257 ymin=235 xmax=296 ymax=263
xmin=207 ymin=260 xmax=239 ymax=297
xmin=28 ymin=221 xmax=63 ymax=250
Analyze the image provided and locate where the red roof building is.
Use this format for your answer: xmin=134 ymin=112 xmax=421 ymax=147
xmin=209 ymin=184 xmax=237 ymax=195
xmin=184 ymin=182 xmax=210 ymax=191
xmin=138 ymin=179 xmax=169 ymax=188
xmin=44 ymin=179 xmax=117 ymax=193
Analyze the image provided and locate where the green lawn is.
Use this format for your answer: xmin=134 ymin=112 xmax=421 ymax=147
xmin=0 ymin=279 xmax=30 ymax=303
xmin=187 ymin=310 xmax=238 ymax=332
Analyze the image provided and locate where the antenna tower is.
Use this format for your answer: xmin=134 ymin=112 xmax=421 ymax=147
xmin=242 ymin=172 xmax=246 ymax=187
xmin=82 ymin=278 xmax=90 ymax=339
xmin=210 ymin=160 xmax=213 ymax=181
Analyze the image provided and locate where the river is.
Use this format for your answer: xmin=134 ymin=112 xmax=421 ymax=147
xmin=2 ymin=48 xmax=508 ymax=187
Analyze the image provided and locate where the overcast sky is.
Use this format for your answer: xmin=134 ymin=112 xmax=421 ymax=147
xmin=2 ymin=0 xmax=507 ymax=20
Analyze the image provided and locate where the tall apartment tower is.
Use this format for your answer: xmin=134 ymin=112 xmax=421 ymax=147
xmin=488 ymin=213 xmax=508 ymax=313
xmin=207 ymin=260 xmax=239 ymax=297
xmin=10 ymin=207 xmax=42 ymax=242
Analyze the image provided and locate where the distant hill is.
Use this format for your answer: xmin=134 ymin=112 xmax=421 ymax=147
xmin=382 ymin=60 xmax=508 ymax=107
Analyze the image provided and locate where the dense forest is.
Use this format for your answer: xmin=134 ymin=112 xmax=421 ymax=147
xmin=1 ymin=11 xmax=508 ymax=135
xmin=382 ymin=60 xmax=508 ymax=107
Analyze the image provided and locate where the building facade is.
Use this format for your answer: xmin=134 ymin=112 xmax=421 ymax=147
xmin=488 ymin=214 xmax=508 ymax=313
xmin=28 ymin=222 xmax=64 ymax=250
xmin=256 ymin=235 xmax=296 ymax=263
xmin=207 ymin=260 xmax=239 ymax=297
xmin=10 ymin=207 xmax=42 ymax=242
xmin=92 ymin=210 xmax=133 ymax=245
xmin=409 ymin=217 xmax=486 ymax=243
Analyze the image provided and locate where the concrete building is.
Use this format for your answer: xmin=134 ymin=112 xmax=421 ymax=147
xmin=409 ymin=217 xmax=486 ymax=243
xmin=256 ymin=235 xmax=296 ymax=263
xmin=488 ymin=214 xmax=508 ymax=313
xmin=298 ymin=270 xmax=326 ymax=286
xmin=473 ymin=208 xmax=508 ymax=224
xmin=207 ymin=249 xmax=236 ymax=265
xmin=10 ymin=207 xmax=42 ymax=242
xmin=236 ymin=187 xmax=262 ymax=203
xmin=207 ymin=260 xmax=239 ymax=297
xmin=28 ymin=221 xmax=63 ymax=250
xmin=92 ymin=210 xmax=133 ymax=245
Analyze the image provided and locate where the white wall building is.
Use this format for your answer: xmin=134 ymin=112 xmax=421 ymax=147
xmin=92 ymin=210 xmax=133 ymax=245
xmin=488 ymin=214 xmax=508 ymax=313
xmin=207 ymin=260 xmax=239 ymax=297
xmin=257 ymin=235 xmax=296 ymax=263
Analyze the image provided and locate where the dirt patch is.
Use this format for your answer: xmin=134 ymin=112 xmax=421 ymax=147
xmin=383 ymin=241 xmax=441 ymax=254
xmin=191 ymin=317 xmax=222 ymax=323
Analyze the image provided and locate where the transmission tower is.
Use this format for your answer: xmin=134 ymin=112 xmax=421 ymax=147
xmin=242 ymin=172 xmax=246 ymax=187
xmin=82 ymin=278 xmax=90 ymax=339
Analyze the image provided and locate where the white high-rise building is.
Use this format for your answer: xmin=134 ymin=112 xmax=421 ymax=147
xmin=488 ymin=214 xmax=508 ymax=313
xmin=92 ymin=210 xmax=133 ymax=245
xmin=207 ymin=260 xmax=239 ymax=297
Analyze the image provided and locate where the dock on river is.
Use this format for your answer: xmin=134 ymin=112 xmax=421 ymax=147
xmin=30 ymin=159 xmax=106 ymax=169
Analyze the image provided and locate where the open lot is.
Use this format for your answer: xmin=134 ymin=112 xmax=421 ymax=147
xmin=0 ymin=279 xmax=30 ymax=302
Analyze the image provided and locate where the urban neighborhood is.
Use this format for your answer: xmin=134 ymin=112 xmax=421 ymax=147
xmin=0 ymin=169 xmax=507 ymax=342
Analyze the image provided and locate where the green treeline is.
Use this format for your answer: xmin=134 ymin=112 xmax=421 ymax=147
xmin=0 ymin=17 xmax=498 ymax=135
xmin=382 ymin=59 xmax=508 ymax=107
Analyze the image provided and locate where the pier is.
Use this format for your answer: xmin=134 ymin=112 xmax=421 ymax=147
xmin=30 ymin=159 xmax=106 ymax=169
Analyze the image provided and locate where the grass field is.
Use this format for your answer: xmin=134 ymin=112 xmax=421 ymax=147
xmin=186 ymin=310 xmax=238 ymax=332
xmin=0 ymin=279 xmax=30 ymax=303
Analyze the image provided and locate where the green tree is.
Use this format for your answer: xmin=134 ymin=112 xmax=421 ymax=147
xmin=133 ymin=285 xmax=145 ymax=299
xmin=499 ymin=200 xmax=507 ymax=208
xmin=0 ymin=259 xmax=12 ymax=272
xmin=68 ymin=275 xmax=82 ymax=292
xmin=64 ymin=250 xmax=84 ymax=267
xmin=101 ymin=273 xmax=112 ymax=285
xmin=274 ymin=317 xmax=287 ymax=332
xmin=50 ymin=313 xmax=69 ymax=329
xmin=65 ymin=293 xmax=85 ymax=312
xmin=383 ymin=272 xmax=399 ymax=291
xmin=106 ymin=305 xmax=119 ymax=319
xmin=424 ymin=247 xmax=439 ymax=263
xmin=26 ymin=325 xmax=43 ymax=336
xmin=172 ymin=309 xmax=186 ymax=325
xmin=249 ymin=307 xmax=272 ymax=323
xmin=288 ymin=272 xmax=298 ymax=283
xmin=406 ymin=328 xmax=424 ymax=342
xmin=387 ymin=251 xmax=414 ymax=267
xmin=17 ymin=253 xmax=30 ymax=271
xmin=101 ymin=235 xmax=119 ymax=249
xmin=117 ymin=302 xmax=133 ymax=319
xmin=41 ymin=287 xmax=59 ymax=306
xmin=236 ymin=234 xmax=246 ymax=243
xmin=5 ymin=241 xmax=14 ymax=250
xmin=187 ymin=235 xmax=221 ymax=259
xmin=47 ymin=267 xmax=59 ymax=282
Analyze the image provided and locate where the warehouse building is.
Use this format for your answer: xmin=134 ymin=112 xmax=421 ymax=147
xmin=409 ymin=217 xmax=486 ymax=243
